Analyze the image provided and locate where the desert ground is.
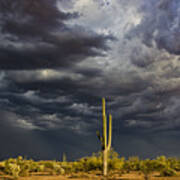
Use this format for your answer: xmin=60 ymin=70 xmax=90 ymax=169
xmin=1 ymin=171 xmax=180 ymax=180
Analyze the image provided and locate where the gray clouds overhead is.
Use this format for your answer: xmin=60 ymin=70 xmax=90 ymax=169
xmin=0 ymin=0 xmax=180 ymax=160
xmin=0 ymin=0 xmax=114 ymax=70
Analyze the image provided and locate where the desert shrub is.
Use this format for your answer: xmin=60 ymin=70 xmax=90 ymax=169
xmin=18 ymin=162 xmax=31 ymax=177
xmin=154 ymin=156 xmax=167 ymax=170
xmin=72 ymin=161 xmax=85 ymax=172
xmin=108 ymin=149 xmax=119 ymax=159
xmin=108 ymin=149 xmax=124 ymax=170
xmin=28 ymin=161 xmax=39 ymax=172
xmin=124 ymin=156 xmax=140 ymax=171
xmin=139 ymin=159 xmax=156 ymax=177
xmin=0 ymin=161 xmax=5 ymax=173
xmin=167 ymin=157 xmax=180 ymax=171
xmin=43 ymin=161 xmax=56 ymax=169
xmin=44 ymin=161 xmax=64 ymax=175
xmin=37 ymin=164 xmax=45 ymax=172
xmin=160 ymin=167 xmax=177 ymax=177
xmin=108 ymin=157 xmax=124 ymax=170
xmin=74 ymin=153 xmax=102 ymax=172
xmin=4 ymin=157 xmax=37 ymax=177
xmin=61 ymin=162 xmax=74 ymax=173
xmin=56 ymin=166 xmax=65 ymax=175
xmin=16 ymin=156 xmax=31 ymax=177
xmin=172 ymin=161 xmax=180 ymax=171
xmin=84 ymin=156 xmax=102 ymax=171
xmin=4 ymin=161 xmax=21 ymax=179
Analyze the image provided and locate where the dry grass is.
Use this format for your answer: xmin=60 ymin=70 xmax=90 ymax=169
xmin=1 ymin=171 xmax=180 ymax=180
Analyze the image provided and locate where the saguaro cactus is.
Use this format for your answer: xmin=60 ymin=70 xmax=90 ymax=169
xmin=97 ymin=98 xmax=112 ymax=176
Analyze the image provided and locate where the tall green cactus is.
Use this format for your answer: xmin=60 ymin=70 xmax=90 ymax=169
xmin=97 ymin=98 xmax=112 ymax=176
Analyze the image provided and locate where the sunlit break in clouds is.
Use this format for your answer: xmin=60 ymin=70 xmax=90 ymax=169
xmin=0 ymin=0 xmax=180 ymax=160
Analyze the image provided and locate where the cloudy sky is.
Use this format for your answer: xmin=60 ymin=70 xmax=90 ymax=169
xmin=0 ymin=0 xmax=180 ymax=160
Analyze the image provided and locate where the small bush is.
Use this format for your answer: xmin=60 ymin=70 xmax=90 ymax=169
xmin=37 ymin=164 xmax=45 ymax=172
xmin=4 ymin=162 xmax=21 ymax=179
xmin=61 ymin=162 xmax=74 ymax=173
xmin=160 ymin=167 xmax=177 ymax=177
xmin=108 ymin=157 xmax=124 ymax=170
xmin=124 ymin=156 xmax=140 ymax=171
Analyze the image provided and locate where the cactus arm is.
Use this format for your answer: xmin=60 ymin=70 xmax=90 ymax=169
xmin=102 ymin=98 xmax=107 ymax=149
xmin=96 ymin=130 xmax=101 ymax=140
xmin=107 ymin=114 xmax=112 ymax=151
xmin=96 ymin=130 xmax=104 ymax=149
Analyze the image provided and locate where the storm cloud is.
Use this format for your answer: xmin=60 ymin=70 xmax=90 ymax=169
xmin=0 ymin=0 xmax=113 ymax=70
xmin=0 ymin=0 xmax=180 ymax=160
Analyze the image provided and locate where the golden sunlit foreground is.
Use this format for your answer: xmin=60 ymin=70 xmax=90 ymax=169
xmin=1 ymin=153 xmax=180 ymax=180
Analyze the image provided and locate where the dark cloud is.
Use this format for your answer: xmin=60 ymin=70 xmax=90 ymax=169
xmin=1 ymin=0 xmax=180 ymax=161
xmin=0 ymin=0 xmax=114 ymax=70
xmin=0 ymin=0 xmax=78 ymax=31
xmin=128 ymin=0 xmax=180 ymax=56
